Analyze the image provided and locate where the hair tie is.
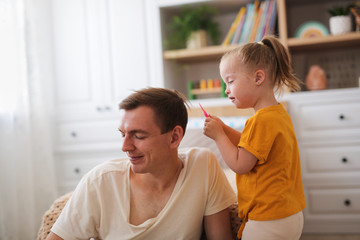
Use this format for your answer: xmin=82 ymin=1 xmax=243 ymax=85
xmin=258 ymin=41 xmax=264 ymax=45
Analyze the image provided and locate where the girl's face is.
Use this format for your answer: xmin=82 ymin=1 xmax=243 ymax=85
xmin=220 ymin=55 xmax=257 ymax=109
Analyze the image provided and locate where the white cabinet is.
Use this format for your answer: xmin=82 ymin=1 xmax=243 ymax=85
xmin=288 ymin=88 xmax=360 ymax=233
xmin=51 ymin=0 xmax=148 ymax=193
xmin=52 ymin=0 xmax=149 ymax=120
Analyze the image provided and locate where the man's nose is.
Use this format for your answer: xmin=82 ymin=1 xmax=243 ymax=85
xmin=121 ymin=135 xmax=134 ymax=152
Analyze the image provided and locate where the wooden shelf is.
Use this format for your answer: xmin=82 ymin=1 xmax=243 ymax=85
xmin=163 ymin=32 xmax=360 ymax=62
xmin=163 ymin=44 xmax=241 ymax=62
xmin=191 ymin=87 xmax=222 ymax=95
xmin=287 ymin=32 xmax=360 ymax=52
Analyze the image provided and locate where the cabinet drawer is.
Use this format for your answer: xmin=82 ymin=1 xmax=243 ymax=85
xmin=57 ymin=120 xmax=122 ymax=145
xmin=303 ymin=144 xmax=360 ymax=173
xmin=61 ymin=158 xmax=106 ymax=181
xmin=309 ymin=188 xmax=360 ymax=214
xmin=300 ymin=102 xmax=360 ymax=131
xmin=55 ymin=151 xmax=126 ymax=192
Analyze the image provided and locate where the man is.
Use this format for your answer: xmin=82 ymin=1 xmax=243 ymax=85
xmin=47 ymin=88 xmax=236 ymax=240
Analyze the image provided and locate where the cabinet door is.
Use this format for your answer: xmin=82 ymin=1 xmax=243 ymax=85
xmin=106 ymin=0 xmax=149 ymax=105
xmin=52 ymin=0 xmax=149 ymax=119
xmin=52 ymin=0 xmax=104 ymax=118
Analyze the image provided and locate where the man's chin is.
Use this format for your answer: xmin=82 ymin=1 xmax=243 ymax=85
xmin=130 ymin=160 xmax=146 ymax=174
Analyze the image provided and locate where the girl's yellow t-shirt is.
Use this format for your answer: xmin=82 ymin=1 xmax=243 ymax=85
xmin=237 ymin=104 xmax=306 ymax=237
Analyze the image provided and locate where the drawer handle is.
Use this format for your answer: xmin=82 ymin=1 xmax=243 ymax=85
xmin=74 ymin=168 xmax=81 ymax=174
xmin=97 ymin=106 xmax=112 ymax=112
xmin=339 ymin=114 xmax=345 ymax=120
xmin=344 ymin=199 xmax=351 ymax=206
xmin=342 ymin=157 xmax=348 ymax=163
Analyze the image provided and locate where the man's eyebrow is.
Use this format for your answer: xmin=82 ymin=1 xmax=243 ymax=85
xmin=118 ymin=128 xmax=149 ymax=135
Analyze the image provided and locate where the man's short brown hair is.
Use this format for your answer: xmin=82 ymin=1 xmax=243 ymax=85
xmin=119 ymin=87 xmax=188 ymax=135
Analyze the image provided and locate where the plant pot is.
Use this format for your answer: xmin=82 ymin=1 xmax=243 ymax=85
xmin=329 ymin=15 xmax=352 ymax=35
xmin=186 ymin=30 xmax=207 ymax=49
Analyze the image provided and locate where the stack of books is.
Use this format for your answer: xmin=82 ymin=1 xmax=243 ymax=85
xmin=222 ymin=0 xmax=277 ymax=46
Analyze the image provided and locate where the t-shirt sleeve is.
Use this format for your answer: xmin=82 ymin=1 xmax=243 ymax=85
xmin=239 ymin=115 xmax=277 ymax=165
xmin=204 ymin=150 xmax=237 ymax=216
xmin=51 ymin=172 xmax=101 ymax=240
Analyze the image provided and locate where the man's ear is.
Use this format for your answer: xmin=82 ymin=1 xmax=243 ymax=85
xmin=170 ymin=125 xmax=183 ymax=148
xmin=254 ymin=69 xmax=265 ymax=86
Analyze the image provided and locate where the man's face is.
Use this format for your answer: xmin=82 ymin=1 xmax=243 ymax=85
xmin=118 ymin=106 xmax=173 ymax=174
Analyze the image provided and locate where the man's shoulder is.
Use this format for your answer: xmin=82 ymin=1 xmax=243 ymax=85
xmin=179 ymin=147 xmax=215 ymax=160
xmin=85 ymin=157 xmax=129 ymax=181
xmin=179 ymin=147 xmax=219 ymax=169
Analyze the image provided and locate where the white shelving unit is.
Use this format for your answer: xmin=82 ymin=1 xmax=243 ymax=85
xmin=146 ymin=0 xmax=360 ymax=103
xmin=145 ymin=0 xmax=360 ymax=234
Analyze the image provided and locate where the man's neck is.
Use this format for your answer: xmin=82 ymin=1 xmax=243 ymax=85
xmin=128 ymin=155 xmax=184 ymax=225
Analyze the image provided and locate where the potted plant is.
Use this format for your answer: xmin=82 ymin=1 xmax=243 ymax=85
xmin=165 ymin=5 xmax=220 ymax=50
xmin=328 ymin=3 xmax=355 ymax=35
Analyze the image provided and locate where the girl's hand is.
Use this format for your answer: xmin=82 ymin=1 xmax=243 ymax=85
xmin=203 ymin=115 xmax=225 ymax=141
xmin=208 ymin=115 xmax=226 ymax=128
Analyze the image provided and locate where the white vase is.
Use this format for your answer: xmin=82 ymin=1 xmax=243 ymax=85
xmin=329 ymin=15 xmax=352 ymax=35
xmin=186 ymin=30 xmax=207 ymax=49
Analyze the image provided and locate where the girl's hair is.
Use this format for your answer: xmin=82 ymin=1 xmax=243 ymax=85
xmin=220 ymin=36 xmax=302 ymax=93
xmin=119 ymin=87 xmax=189 ymax=134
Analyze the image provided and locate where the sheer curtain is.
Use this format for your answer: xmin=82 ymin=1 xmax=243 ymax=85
xmin=0 ymin=0 xmax=57 ymax=238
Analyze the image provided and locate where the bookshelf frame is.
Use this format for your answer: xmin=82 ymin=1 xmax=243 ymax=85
xmin=146 ymin=0 xmax=360 ymax=101
xmin=162 ymin=0 xmax=360 ymax=60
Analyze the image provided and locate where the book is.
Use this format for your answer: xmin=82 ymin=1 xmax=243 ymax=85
xmin=230 ymin=7 xmax=247 ymax=44
xmin=243 ymin=0 xmax=261 ymax=42
xmin=255 ymin=0 xmax=270 ymax=42
xmin=222 ymin=7 xmax=246 ymax=46
xmin=262 ymin=0 xmax=275 ymax=38
xmin=239 ymin=3 xmax=254 ymax=43
xmin=249 ymin=1 xmax=264 ymax=42
xmin=267 ymin=0 xmax=277 ymax=35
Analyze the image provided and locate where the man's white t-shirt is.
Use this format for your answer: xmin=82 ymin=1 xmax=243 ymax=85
xmin=51 ymin=147 xmax=236 ymax=240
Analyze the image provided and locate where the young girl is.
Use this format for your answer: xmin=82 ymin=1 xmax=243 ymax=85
xmin=203 ymin=36 xmax=306 ymax=240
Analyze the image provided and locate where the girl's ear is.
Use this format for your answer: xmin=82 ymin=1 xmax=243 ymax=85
xmin=170 ymin=125 xmax=183 ymax=148
xmin=255 ymin=69 xmax=265 ymax=86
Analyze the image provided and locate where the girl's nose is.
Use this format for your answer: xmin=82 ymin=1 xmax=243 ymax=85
xmin=225 ymin=86 xmax=230 ymax=95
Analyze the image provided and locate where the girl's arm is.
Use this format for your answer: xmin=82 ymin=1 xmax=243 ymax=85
xmin=204 ymin=116 xmax=257 ymax=174
xmin=222 ymin=123 xmax=242 ymax=146
xmin=214 ymin=133 xmax=257 ymax=175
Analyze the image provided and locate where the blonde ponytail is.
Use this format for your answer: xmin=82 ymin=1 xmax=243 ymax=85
xmin=261 ymin=36 xmax=302 ymax=92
